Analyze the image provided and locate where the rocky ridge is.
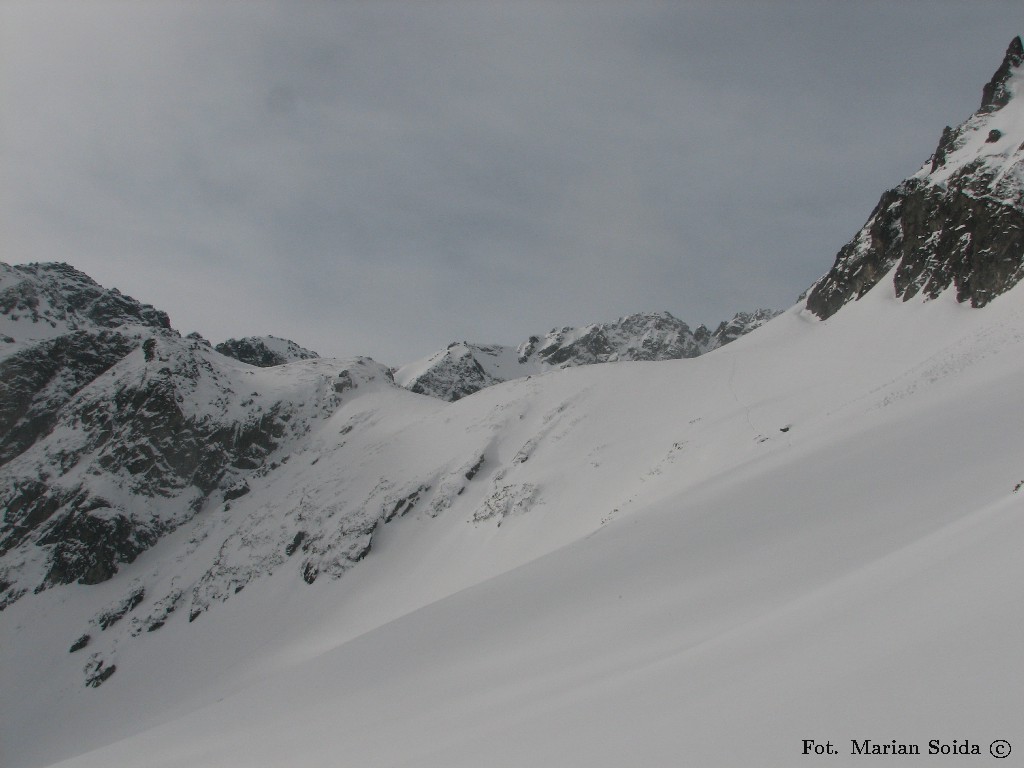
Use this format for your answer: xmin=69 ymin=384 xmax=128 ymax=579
xmin=214 ymin=336 xmax=319 ymax=367
xmin=394 ymin=309 xmax=779 ymax=402
xmin=806 ymin=36 xmax=1024 ymax=318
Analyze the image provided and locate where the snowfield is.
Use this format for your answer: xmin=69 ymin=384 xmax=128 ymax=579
xmin=3 ymin=277 xmax=1023 ymax=767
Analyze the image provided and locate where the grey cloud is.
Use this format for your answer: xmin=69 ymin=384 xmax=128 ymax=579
xmin=2 ymin=1 xmax=1022 ymax=363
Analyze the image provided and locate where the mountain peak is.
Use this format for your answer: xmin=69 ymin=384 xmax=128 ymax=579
xmin=214 ymin=335 xmax=319 ymax=367
xmin=805 ymin=37 xmax=1024 ymax=320
xmin=980 ymin=35 xmax=1024 ymax=112
xmin=1 ymin=262 xmax=171 ymax=352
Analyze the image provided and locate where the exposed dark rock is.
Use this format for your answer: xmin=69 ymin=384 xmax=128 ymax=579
xmin=22 ymin=496 xmax=161 ymax=587
xmin=385 ymin=486 xmax=430 ymax=522
xmin=807 ymin=38 xmax=1024 ymax=319
xmin=930 ymin=125 xmax=956 ymax=172
xmin=980 ymin=36 xmax=1024 ymax=112
xmin=69 ymin=633 xmax=91 ymax=652
xmin=407 ymin=345 xmax=503 ymax=402
xmin=83 ymin=658 xmax=116 ymax=687
xmin=0 ymin=331 xmax=138 ymax=467
xmin=285 ymin=531 xmax=306 ymax=556
xmin=1 ymin=262 xmax=170 ymax=333
xmin=302 ymin=562 xmax=319 ymax=584
xmin=223 ymin=481 xmax=250 ymax=502
xmin=464 ymin=454 xmax=485 ymax=481
xmin=0 ymin=329 xmax=368 ymax=603
xmin=807 ymin=178 xmax=1024 ymax=318
xmin=94 ymin=586 xmax=146 ymax=629
xmin=215 ymin=336 xmax=319 ymax=367
xmin=708 ymin=309 xmax=780 ymax=347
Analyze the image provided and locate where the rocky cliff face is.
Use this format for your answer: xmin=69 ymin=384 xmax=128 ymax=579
xmin=0 ymin=330 xmax=393 ymax=610
xmin=807 ymin=37 xmax=1024 ymax=318
xmin=395 ymin=309 xmax=779 ymax=402
xmin=0 ymin=262 xmax=169 ymax=345
xmin=0 ymin=263 xmax=384 ymax=613
xmin=0 ymin=264 xmax=175 ymax=472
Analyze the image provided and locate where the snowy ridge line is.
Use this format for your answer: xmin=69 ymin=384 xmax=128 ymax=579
xmin=394 ymin=308 xmax=779 ymax=402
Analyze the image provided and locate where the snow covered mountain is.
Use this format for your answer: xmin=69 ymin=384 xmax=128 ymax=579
xmin=3 ymin=37 xmax=1024 ymax=768
xmin=0 ymin=264 xmax=399 ymax=616
xmin=0 ymin=263 xmax=173 ymax=483
xmin=0 ymin=270 xmax=771 ymax=619
xmin=394 ymin=309 xmax=778 ymax=401
xmin=807 ymin=36 xmax=1024 ymax=317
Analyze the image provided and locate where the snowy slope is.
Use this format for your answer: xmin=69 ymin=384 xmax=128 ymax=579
xmin=3 ymin=279 xmax=1024 ymax=768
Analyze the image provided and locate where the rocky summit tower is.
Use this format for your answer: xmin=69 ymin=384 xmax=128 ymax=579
xmin=806 ymin=37 xmax=1024 ymax=318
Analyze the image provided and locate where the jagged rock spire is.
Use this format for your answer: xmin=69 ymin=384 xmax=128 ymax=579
xmin=980 ymin=35 xmax=1024 ymax=111
xmin=805 ymin=37 xmax=1024 ymax=320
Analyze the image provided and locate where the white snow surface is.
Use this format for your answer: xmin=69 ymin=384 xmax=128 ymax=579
xmin=3 ymin=280 xmax=1024 ymax=767
xmin=913 ymin=50 xmax=1024 ymax=202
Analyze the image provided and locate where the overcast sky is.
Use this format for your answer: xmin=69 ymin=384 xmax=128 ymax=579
xmin=2 ymin=2 xmax=1021 ymax=364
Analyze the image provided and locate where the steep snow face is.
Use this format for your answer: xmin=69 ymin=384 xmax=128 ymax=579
xmin=395 ymin=310 xmax=778 ymax=401
xmin=214 ymin=336 xmax=319 ymax=367
xmin=922 ymin=35 xmax=1024 ymax=196
xmin=807 ymin=37 xmax=1024 ymax=318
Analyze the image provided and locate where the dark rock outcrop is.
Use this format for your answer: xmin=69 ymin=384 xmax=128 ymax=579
xmin=981 ymin=35 xmax=1024 ymax=112
xmin=807 ymin=37 xmax=1024 ymax=319
xmin=0 ymin=262 xmax=170 ymax=335
xmin=0 ymin=331 xmax=138 ymax=467
xmin=215 ymin=336 xmax=319 ymax=367
xmin=1 ymin=262 xmax=393 ymax=609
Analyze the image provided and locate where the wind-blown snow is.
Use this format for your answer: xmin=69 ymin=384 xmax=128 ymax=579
xmin=3 ymin=275 xmax=1023 ymax=767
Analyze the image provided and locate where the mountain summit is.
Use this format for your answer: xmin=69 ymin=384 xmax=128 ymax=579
xmin=806 ymin=36 xmax=1024 ymax=318
xmin=981 ymin=34 xmax=1024 ymax=111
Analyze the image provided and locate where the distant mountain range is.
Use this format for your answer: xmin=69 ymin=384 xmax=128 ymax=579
xmin=393 ymin=309 xmax=779 ymax=401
